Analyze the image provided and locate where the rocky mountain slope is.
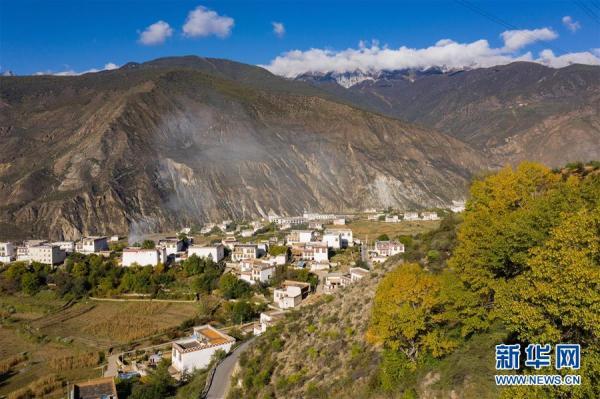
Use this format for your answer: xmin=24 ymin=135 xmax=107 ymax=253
xmin=0 ymin=57 xmax=485 ymax=239
xmin=297 ymin=62 xmax=600 ymax=166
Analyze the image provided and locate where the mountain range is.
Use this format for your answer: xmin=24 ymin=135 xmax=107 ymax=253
xmin=0 ymin=56 xmax=598 ymax=239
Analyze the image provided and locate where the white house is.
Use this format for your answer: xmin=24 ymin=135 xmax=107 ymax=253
xmin=324 ymin=229 xmax=353 ymax=248
xmin=158 ymin=238 xmax=184 ymax=256
xmin=302 ymin=213 xmax=335 ymax=221
xmin=52 ymin=241 xmax=75 ymax=253
xmin=373 ymin=241 xmax=405 ymax=257
xmin=16 ymin=240 xmax=48 ymax=262
xmin=0 ymin=242 xmax=15 ymax=263
xmin=253 ymin=310 xmax=285 ymax=335
xmin=403 ymin=212 xmax=420 ymax=221
xmin=384 ymin=215 xmax=400 ymax=223
xmin=323 ymin=273 xmax=351 ymax=293
xmin=188 ymin=244 xmax=225 ymax=262
xmin=349 ymin=267 xmax=370 ymax=282
xmin=240 ymin=229 xmax=254 ymax=238
xmin=421 ymin=212 xmax=440 ymax=221
xmin=232 ymin=244 xmax=258 ymax=262
xmin=29 ymin=244 xmax=66 ymax=265
xmin=171 ymin=325 xmax=235 ymax=373
xmin=76 ymin=236 xmax=109 ymax=254
xmin=264 ymin=254 xmax=287 ymax=266
xmin=286 ymin=230 xmax=314 ymax=244
xmin=321 ymin=232 xmax=342 ymax=249
xmin=239 ymin=260 xmax=276 ymax=285
xmin=299 ymin=242 xmax=328 ymax=262
xmin=274 ymin=280 xmax=310 ymax=309
xmin=333 ymin=218 xmax=346 ymax=225
xmin=122 ymin=247 xmax=167 ymax=267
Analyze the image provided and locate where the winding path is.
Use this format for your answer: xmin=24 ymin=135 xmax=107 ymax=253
xmin=206 ymin=337 xmax=256 ymax=399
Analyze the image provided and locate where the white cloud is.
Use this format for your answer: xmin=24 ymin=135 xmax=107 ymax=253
xmin=262 ymin=28 xmax=600 ymax=78
xmin=139 ymin=20 xmax=173 ymax=45
xmin=501 ymin=28 xmax=558 ymax=52
xmin=34 ymin=62 xmax=120 ymax=76
xmin=562 ymin=16 xmax=581 ymax=32
xmin=182 ymin=6 xmax=234 ymax=38
xmin=272 ymin=22 xmax=285 ymax=38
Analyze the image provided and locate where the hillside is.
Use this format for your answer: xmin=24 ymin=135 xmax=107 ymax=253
xmin=0 ymin=57 xmax=486 ymax=239
xmin=298 ymin=62 xmax=600 ymax=167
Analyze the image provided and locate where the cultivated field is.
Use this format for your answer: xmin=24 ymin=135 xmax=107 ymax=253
xmin=0 ymin=292 xmax=200 ymax=397
xmin=342 ymin=219 xmax=440 ymax=241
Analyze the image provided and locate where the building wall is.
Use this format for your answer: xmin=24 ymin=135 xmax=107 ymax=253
xmin=122 ymin=250 xmax=159 ymax=266
xmin=172 ymin=342 xmax=234 ymax=373
xmin=188 ymin=245 xmax=224 ymax=262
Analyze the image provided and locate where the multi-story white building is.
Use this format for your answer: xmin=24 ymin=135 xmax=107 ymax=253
xmin=324 ymin=229 xmax=353 ymax=247
xmin=384 ymin=215 xmax=400 ymax=223
xmin=253 ymin=310 xmax=285 ymax=335
xmin=373 ymin=241 xmax=405 ymax=257
xmin=16 ymin=240 xmax=48 ymax=262
xmin=51 ymin=241 xmax=76 ymax=253
xmin=322 ymin=232 xmax=342 ymax=249
xmin=421 ymin=211 xmax=440 ymax=221
xmin=29 ymin=244 xmax=66 ymax=265
xmin=171 ymin=325 xmax=235 ymax=373
xmin=188 ymin=244 xmax=225 ymax=262
xmin=298 ymin=242 xmax=328 ymax=262
xmin=302 ymin=213 xmax=336 ymax=221
xmin=239 ymin=260 xmax=276 ymax=285
xmin=122 ymin=247 xmax=167 ymax=267
xmin=0 ymin=242 xmax=16 ymax=263
xmin=158 ymin=238 xmax=184 ymax=256
xmin=285 ymin=230 xmax=314 ymax=244
xmin=232 ymin=244 xmax=258 ymax=262
xmin=403 ymin=212 xmax=420 ymax=221
xmin=274 ymin=280 xmax=310 ymax=309
xmin=76 ymin=236 xmax=108 ymax=254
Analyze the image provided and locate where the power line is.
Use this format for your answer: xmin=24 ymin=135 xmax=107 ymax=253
xmin=454 ymin=0 xmax=570 ymax=55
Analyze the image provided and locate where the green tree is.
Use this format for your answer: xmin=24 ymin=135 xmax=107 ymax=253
xmin=21 ymin=272 xmax=41 ymax=295
xmin=219 ymin=273 xmax=251 ymax=299
xmin=141 ymin=240 xmax=156 ymax=249
xmin=377 ymin=234 xmax=390 ymax=241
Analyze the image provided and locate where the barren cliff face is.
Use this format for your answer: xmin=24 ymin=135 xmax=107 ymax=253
xmin=0 ymin=60 xmax=486 ymax=239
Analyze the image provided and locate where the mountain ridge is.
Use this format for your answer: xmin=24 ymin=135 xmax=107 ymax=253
xmin=0 ymin=58 xmax=486 ymax=239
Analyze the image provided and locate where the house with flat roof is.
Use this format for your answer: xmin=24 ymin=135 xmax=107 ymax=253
xmin=171 ymin=325 xmax=235 ymax=373
xmin=232 ymin=244 xmax=258 ymax=262
xmin=188 ymin=244 xmax=225 ymax=262
xmin=29 ymin=244 xmax=66 ymax=265
xmin=239 ymin=260 xmax=276 ymax=285
xmin=349 ymin=267 xmax=370 ymax=282
xmin=0 ymin=242 xmax=15 ymax=263
xmin=76 ymin=236 xmax=109 ymax=254
xmin=274 ymin=280 xmax=310 ymax=309
xmin=421 ymin=211 xmax=440 ymax=221
xmin=324 ymin=228 xmax=353 ymax=247
xmin=403 ymin=212 xmax=420 ymax=221
xmin=373 ymin=240 xmax=405 ymax=257
xmin=285 ymin=230 xmax=315 ymax=245
xmin=158 ymin=238 xmax=184 ymax=256
xmin=254 ymin=310 xmax=286 ymax=335
xmin=122 ymin=247 xmax=167 ymax=267
xmin=323 ymin=273 xmax=351 ymax=293
xmin=69 ymin=376 xmax=118 ymax=399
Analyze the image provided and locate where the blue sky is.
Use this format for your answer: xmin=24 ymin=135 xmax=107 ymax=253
xmin=1 ymin=0 xmax=599 ymax=76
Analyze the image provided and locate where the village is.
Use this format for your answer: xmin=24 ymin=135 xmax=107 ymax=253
xmin=0 ymin=204 xmax=464 ymax=398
